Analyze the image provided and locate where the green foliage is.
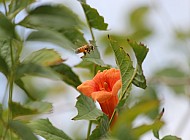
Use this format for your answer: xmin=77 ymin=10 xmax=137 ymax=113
xmin=26 ymin=29 xmax=77 ymax=50
xmin=81 ymin=3 xmax=108 ymax=30
xmin=0 ymin=12 xmax=16 ymax=39
xmin=10 ymin=101 xmax=38 ymax=119
xmin=108 ymin=35 xmax=134 ymax=95
xmin=128 ymin=39 xmax=149 ymax=89
xmin=51 ymin=63 xmax=82 ymax=88
xmin=19 ymin=5 xmax=81 ymax=30
xmin=73 ymin=94 xmax=103 ymax=120
xmin=9 ymin=120 xmax=38 ymax=140
xmin=15 ymin=63 xmax=60 ymax=80
xmin=89 ymin=114 xmax=109 ymax=140
xmin=8 ymin=0 xmax=36 ymax=19
xmin=28 ymin=119 xmax=72 ymax=140
xmin=0 ymin=0 xmax=182 ymax=140
xmin=23 ymin=48 xmax=63 ymax=66
xmin=111 ymin=100 xmax=160 ymax=139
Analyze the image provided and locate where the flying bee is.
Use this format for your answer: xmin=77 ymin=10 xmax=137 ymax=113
xmin=75 ymin=44 xmax=94 ymax=57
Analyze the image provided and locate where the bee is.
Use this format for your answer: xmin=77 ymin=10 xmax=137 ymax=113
xmin=75 ymin=44 xmax=94 ymax=57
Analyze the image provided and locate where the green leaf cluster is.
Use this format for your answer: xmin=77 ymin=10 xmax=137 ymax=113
xmin=0 ymin=0 xmax=182 ymax=140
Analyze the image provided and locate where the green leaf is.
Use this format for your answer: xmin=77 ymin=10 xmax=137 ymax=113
xmin=26 ymin=29 xmax=77 ymax=50
xmin=19 ymin=5 xmax=81 ymax=30
xmin=15 ymin=63 xmax=60 ymax=80
xmin=0 ymin=39 xmax=22 ymax=70
xmin=59 ymin=28 xmax=87 ymax=46
xmin=133 ymin=120 xmax=164 ymax=138
xmin=128 ymin=39 xmax=149 ymax=89
xmin=89 ymin=114 xmax=109 ymax=140
xmin=51 ymin=63 xmax=81 ymax=88
xmin=25 ymin=101 xmax=52 ymax=114
xmin=111 ymin=100 xmax=159 ymax=139
xmin=0 ymin=12 xmax=16 ymax=39
xmin=81 ymin=3 xmax=108 ymax=30
xmin=28 ymin=119 xmax=72 ymax=140
xmin=9 ymin=120 xmax=38 ymax=140
xmin=72 ymin=94 xmax=103 ymax=120
xmin=161 ymin=135 xmax=182 ymax=140
xmin=23 ymin=48 xmax=63 ymax=66
xmin=128 ymin=40 xmax=149 ymax=65
xmin=0 ymin=55 xmax=9 ymax=77
xmin=10 ymin=102 xmax=38 ymax=119
xmin=10 ymin=101 xmax=52 ymax=119
xmin=8 ymin=0 xmax=35 ymax=19
xmin=108 ymin=36 xmax=134 ymax=94
xmin=132 ymin=64 xmax=147 ymax=89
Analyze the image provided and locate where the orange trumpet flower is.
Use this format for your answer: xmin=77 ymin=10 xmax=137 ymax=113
xmin=77 ymin=68 xmax=121 ymax=123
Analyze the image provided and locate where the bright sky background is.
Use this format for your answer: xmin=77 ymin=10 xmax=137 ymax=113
xmin=0 ymin=0 xmax=190 ymax=139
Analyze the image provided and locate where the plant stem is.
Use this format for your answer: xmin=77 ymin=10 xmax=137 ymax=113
xmin=2 ymin=0 xmax=8 ymax=16
xmin=87 ymin=121 xmax=92 ymax=140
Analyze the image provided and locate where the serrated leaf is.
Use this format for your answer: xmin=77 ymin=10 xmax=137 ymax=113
xmin=51 ymin=63 xmax=81 ymax=88
xmin=128 ymin=39 xmax=148 ymax=65
xmin=81 ymin=3 xmax=108 ymax=30
xmin=10 ymin=102 xmax=38 ymax=118
xmin=23 ymin=48 xmax=63 ymax=66
xmin=73 ymin=94 xmax=103 ymax=120
xmin=161 ymin=135 xmax=182 ymax=140
xmin=8 ymin=0 xmax=35 ymax=19
xmin=89 ymin=114 xmax=109 ymax=140
xmin=128 ymin=39 xmax=148 ymax=89
xmin=15 ymin=63 xmax=60 ymax=80
xmin=28 ymin=119 xmax=72 ymax=140
xmin=108 ymin=36 xmax=134 ymax=94
xmin=9 ymin=120 xmax=38 ymax=140
xmin=26 ymin=29 xmax=77 ymax=50
xmin=0 ymin=12 xmax=16 ymax=39
xmin=19 ymin=5 xmax=81 ymax=30
xmin=132 ymin=65 xmax=147 ymax=89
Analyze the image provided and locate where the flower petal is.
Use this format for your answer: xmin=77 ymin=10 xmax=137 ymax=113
xmin=77 ymin=80 xmax=96 ymax=97
xmin=112 ymin=80 xmax=122 ymax=96
xmin=91 ymin=91 xmax=112 ymax=103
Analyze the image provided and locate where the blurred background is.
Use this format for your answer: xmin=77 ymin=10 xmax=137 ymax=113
xmin=0 ymin=0 xmax=190 ymax=139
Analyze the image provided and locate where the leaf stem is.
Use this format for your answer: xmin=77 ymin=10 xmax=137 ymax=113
xmin=2 ymin=0 xmax=8 ymax=16
xmin=87 ymin=120 xmax=92 ymax=140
